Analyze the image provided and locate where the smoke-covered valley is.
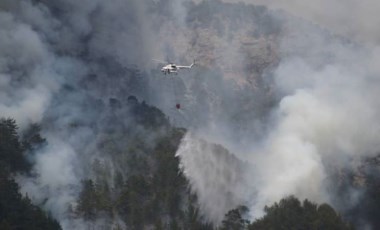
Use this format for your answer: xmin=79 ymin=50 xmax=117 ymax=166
xmin=1 ymin=0 xmax=380 ymax=229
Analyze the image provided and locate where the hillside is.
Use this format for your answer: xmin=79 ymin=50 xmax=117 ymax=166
xmin=1 ymin=0 xmax=380 ymax=229
xmin=0 ymin=118 xmax=61 ymax=229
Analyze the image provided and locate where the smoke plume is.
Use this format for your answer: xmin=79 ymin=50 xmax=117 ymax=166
xmin=175 ymin=0 xmax=380 ymax=225
xmin=2 ymin=0 xmax=380 ymax=229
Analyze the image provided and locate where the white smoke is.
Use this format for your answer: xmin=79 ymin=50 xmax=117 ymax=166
xmin=1 ymin=0 xmax=192 ymax=229
xmin=176 ymin=0 xmax=380 ymax=224
xmin=176 ymin=133 xmax=249 ymax=223
xmin=0 ymin=1 xmax=148 ymax=229
xmin=18 ymin=139 xmax=79 ymax=222
xmin=0 ymin=11 xmax=58 ymax=129
xmin=3 ymin=0 xmax=380 ymax=228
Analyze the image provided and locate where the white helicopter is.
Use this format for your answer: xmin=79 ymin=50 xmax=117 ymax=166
xmin=154 ymin=59 xmax=195 ymax=74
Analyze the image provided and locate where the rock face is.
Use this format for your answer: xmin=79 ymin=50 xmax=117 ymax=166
xmin=146 ymin=1 xmax=282 ymax=136
xmin=155 ymin=1 xmax=281 ymax=87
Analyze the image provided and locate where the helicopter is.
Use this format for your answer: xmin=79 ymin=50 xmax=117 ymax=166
xmin=153 ymin=59 xmax=196 ymax=111
xmin=154 ymin=59 xmax=195 ymax=74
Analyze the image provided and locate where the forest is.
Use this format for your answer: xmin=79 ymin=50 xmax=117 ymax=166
xmin=0 ymin=118 xmax=61 ymax=229
xmin=2 ymin=0 xmax=380 ymax=229
xmin=0 ymin=100 xmax=357 ymax=229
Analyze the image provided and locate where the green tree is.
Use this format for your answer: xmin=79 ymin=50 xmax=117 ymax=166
xmin=220 ymin=206 xmax=249 ymax=230
xmin=0 ymin=168 xmax=61 ymax=229
xmin=248 ymin=196 xmax=354 ymax=230
xmin=77 ymin=180 xmax=97 ymax=220
xmin=0 ymin=118 xmax=61 ymax=229
xmin=0 ymin=118 xmax=30 ymax=172
xmin=21 ymin=123 xmax=46 ymax=151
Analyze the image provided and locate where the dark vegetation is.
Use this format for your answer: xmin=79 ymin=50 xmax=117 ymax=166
xmin=0 ymin=118 xmax=61 ymax=230
xmin=71 ymin=100 xmax=355 ymax=229
xmin=0 ymin=100 xmax=368 ymax=230
xmin=247 ymin=196 xmax=353 ymax=230
xmin=1 ymin=1 xmax=378 ymax=229
xmin=218 ymin=196 xmax=354 ymax=230
xmin=334 ymin=160 xmax=380 ymax=229
xmin=74 ymin=98 xmax=213 ymax=229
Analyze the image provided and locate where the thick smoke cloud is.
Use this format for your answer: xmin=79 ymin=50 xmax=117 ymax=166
xmin=18 ymin=139 xmax=79 ymax=219
xmin=0 ymin=10 xmax=58 ymax=129
xmin=2 ymin=0 xmax=222 ymax=228
xmin=176 ymin=0 xmax=380 ymax=226
xmin=0 ymin=0 xmax=181 ymax=228
xmin=177 ymin=133 xmax=250 ymax=223
xmin=3 ymin=0 xmax=380 ymax=229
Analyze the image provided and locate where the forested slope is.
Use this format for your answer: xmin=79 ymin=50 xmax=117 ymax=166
xmin=0 ymin=118 xmax=61 ymax=229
